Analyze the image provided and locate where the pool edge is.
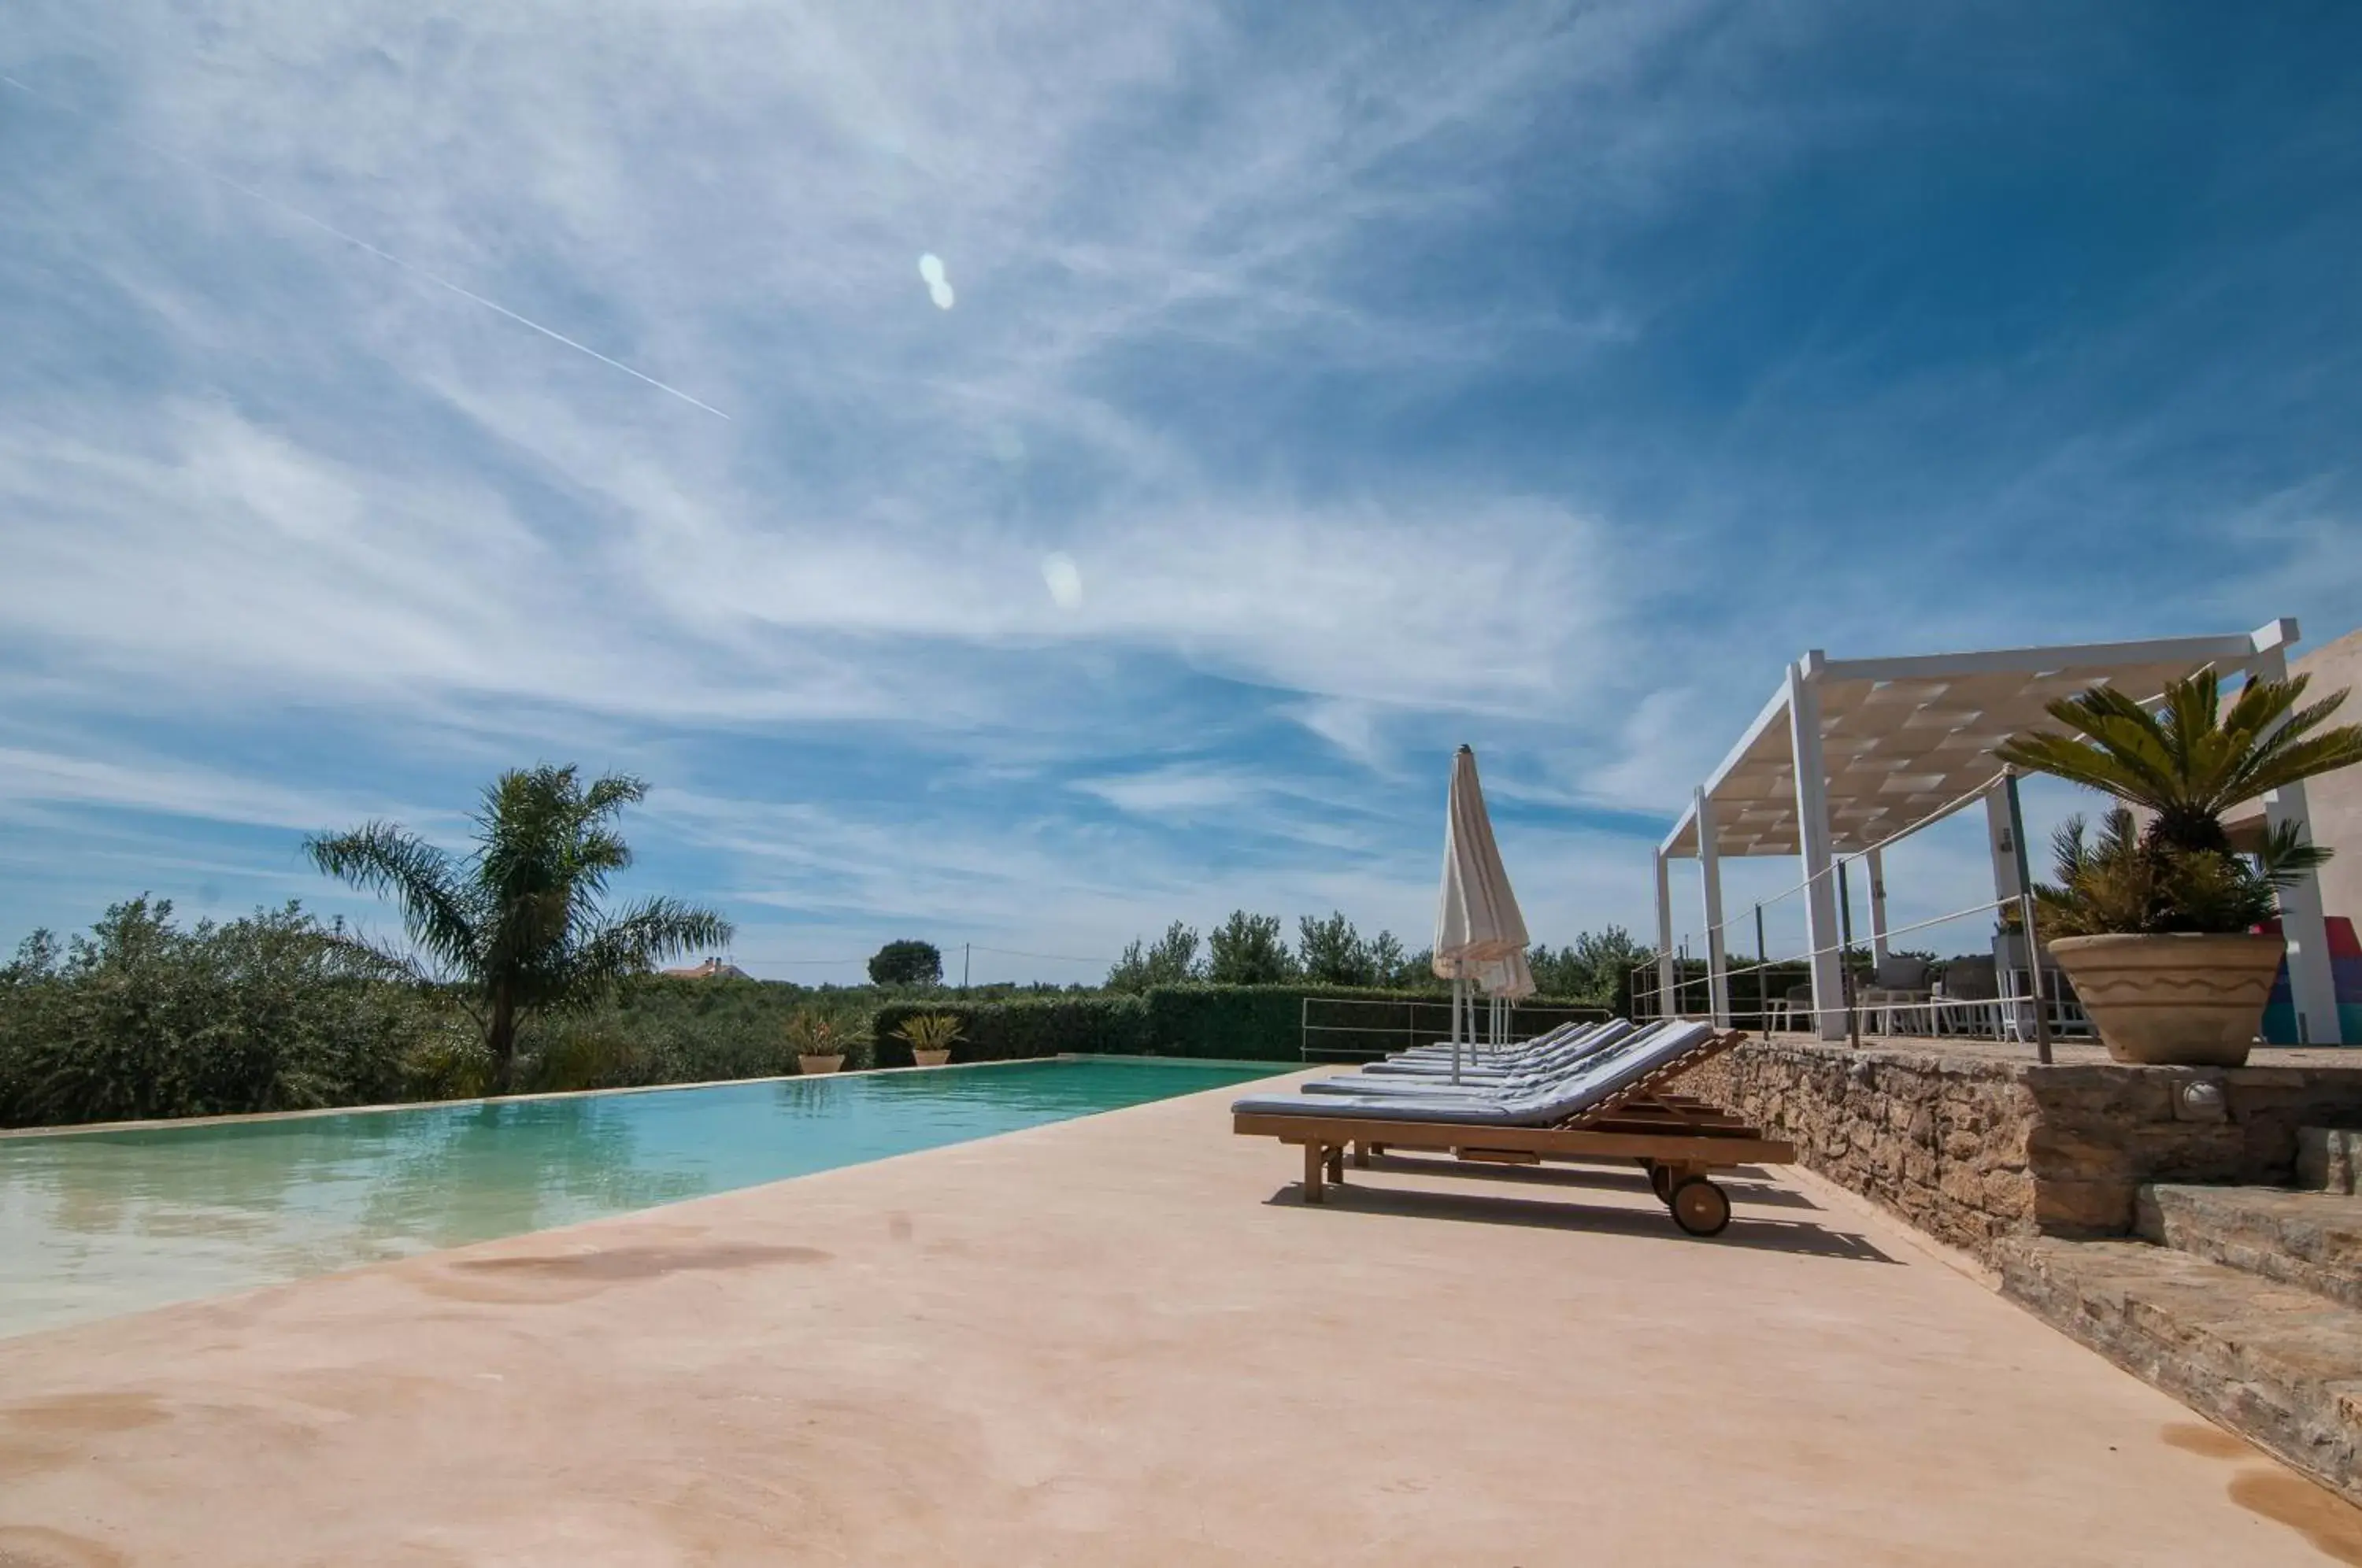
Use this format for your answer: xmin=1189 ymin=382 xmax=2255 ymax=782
xmin=0 ymin=1054 xmax=1298 ymax=1141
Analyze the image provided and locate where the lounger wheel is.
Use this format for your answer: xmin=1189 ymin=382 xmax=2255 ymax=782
xmin=1646 ymin=1163 xmax=1674 ymax=1203
xmin=1668 ymin=1177 xmax=1731 ymax=1238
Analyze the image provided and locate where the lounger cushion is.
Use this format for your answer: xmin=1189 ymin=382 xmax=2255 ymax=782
xmin=1301 ymin=1023 xmax=1641 ymax=1096
xmin=1231 ymin=1022 xmax=1716 ymax=1128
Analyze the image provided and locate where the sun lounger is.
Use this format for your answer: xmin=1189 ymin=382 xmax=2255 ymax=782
xmin=1366 ymin=1018 xmax=1593 ymax=1067
xmin=1355 ymin=1019 xmax=1635 ymax=1079
xmin=1232 ymin=1024 xmax=1787 ymax=1236
xmin=1375 ymin=1018 xmax=1600 ymax=1067
xmin=1302 ymin=1019 xmax=1646 ymax=1096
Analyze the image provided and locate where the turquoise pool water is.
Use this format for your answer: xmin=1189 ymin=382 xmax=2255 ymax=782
xmin=0 ymin=1057 xmax=1284 ymax=1338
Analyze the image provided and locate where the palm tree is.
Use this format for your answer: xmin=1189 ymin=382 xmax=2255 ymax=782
xmin=307 ymin=766 xmax=732 ymax=1093
xmin=1995 ymin=668 xmax=2362 ymax=857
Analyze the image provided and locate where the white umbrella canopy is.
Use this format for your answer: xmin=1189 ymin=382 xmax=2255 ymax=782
xmin=1432 ymin=745 xmax=1528 ymax=1079
xmin=1477 ymin=948 xmax=1536 ymax=999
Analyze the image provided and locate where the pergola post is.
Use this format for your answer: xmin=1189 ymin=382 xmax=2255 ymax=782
xmin=2252 ymin=622 xmax=2343 ymax=1044
xmin=1788 ymin=656 xmax=1846 ymax=1040
xmin=1866 ymin=845 xmax=1890 ymax=965
xmin=1984 ymin=787 xmax=2034 ymax=1040
xmin=1695 ymin=786 xmax=1731 ymax=1026
xmin=1653 ymin=847 xmax=1677 ymax=1020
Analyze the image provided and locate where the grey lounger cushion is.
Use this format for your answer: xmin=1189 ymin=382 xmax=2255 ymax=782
xmin=1367 ymin=1020 xmax=1625 ymax=1075
xmin=1232 ymin=1022 xmax=1716 ymax=1128
xmin=1362 ymin=1019 xmax=1630 ymax=1076
xmin=1302 ymin=1021 xmax=1642 ymax=1096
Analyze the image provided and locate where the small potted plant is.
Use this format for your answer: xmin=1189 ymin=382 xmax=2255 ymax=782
xmin=786 ymin=1008 xmax=847 ymax=1074
xmin=893 ymin=1011 xmax=962 ymax=1067
xmin=1998 ymin=668 xmax=2361 ymax=1066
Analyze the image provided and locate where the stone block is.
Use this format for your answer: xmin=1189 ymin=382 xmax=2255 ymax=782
xmin=2298 ymin=1128 xmax=2362 ymax=1195
xmin=2034 ymin=1178 xmax=2135 ymax=1237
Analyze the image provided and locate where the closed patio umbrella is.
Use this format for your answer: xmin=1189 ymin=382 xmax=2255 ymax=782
xmin=1434 ymin=745 xmax=1530 ymax=1082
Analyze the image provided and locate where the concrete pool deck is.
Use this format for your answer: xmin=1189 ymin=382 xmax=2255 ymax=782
xmin=3 ymin=1071 xmax=2357 ymax=1566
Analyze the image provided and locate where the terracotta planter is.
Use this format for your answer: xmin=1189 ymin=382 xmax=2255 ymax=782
xmin=912 ymin=1049 xmax=953 ymax=1067
xmin=796 ymin=1053 xmax=846 ymax=1075
xmin=2045 ymin=933 xmax=2285 ymax=1067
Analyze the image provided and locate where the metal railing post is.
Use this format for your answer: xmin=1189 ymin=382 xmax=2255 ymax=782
xmin=1838 ymin=857 xmax=1861 ymax=1049
xmin=1754 ymin=903 xmax=1768 ymax=1029
xmin=2003 ymin=768 xmax=2053 ymax=1065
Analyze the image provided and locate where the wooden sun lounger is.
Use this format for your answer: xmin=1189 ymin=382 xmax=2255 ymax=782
xmin=1233 ymin=1029 xmax=1791 ymax=1237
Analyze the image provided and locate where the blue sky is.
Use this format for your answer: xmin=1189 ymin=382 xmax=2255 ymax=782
xmin=3 ymin=2 xmax=2358 ymax=982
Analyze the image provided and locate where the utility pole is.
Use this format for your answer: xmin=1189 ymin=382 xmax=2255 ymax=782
xmin=961 ymin=942 xmax=971 ymax=993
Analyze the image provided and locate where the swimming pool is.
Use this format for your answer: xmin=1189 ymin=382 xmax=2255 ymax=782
xmin=0 ymin=1056 xmax=1286 ymax=1338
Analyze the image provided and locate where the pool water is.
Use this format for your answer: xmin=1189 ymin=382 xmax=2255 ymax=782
xmin=0 ymin=1056 xmax=1285 ymax=1338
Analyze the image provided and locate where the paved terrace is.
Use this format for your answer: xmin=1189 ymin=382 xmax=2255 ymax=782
xmin=3 ymin=1072 xmax=2357 ymax=1566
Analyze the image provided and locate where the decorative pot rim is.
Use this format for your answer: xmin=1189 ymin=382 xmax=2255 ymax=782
xmin=2048 ymin=930 xmax=2285 ymax=950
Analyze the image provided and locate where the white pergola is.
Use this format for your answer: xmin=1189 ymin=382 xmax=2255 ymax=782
xmin=1653 ymin=619 xmax=2345 ymax=1045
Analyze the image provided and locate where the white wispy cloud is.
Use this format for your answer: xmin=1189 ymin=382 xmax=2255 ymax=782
xmin=0 ymin=742 xmax=435 ymax=835
xmin=3 ymin=2 xmax=2354 ymax=966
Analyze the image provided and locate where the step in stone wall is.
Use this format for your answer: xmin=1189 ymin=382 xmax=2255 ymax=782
xmin=2138 ymin=1185 xmax=2362 ymax=1309
xmin=1997 ymin=1236 xmax=2362 ymax=1507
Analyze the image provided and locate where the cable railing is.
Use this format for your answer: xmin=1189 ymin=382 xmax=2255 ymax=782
xmin=1637 ymin=768 xmax=2067 ymax=1062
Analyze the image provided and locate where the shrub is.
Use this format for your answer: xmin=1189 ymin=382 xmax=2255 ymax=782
xmin=890 ymin=1012 xmax=964 ymax=1059
xmin=2034 ymin=807 xmax=2316 ymax=937
xmin=0 ymin=897 xmax=441 ymax=1127
xmin=399 ymin=1023 xmax=498 ymax=1101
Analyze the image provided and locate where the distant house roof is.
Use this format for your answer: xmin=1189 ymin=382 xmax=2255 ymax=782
xmin=661 ymin=957 xmax=749 ymax=980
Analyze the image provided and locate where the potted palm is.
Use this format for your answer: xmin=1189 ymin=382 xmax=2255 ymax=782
xmin=786 ymin=1008 xmax=847 ymax=1074
xmin=893 ymin=1011 xmax=962 ymax=1067
xmin=1997 ymin=669 xmax=2362 ymax=1067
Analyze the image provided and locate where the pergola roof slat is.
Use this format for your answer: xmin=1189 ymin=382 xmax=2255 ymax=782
xmin=1662 ymin=625 xmax=2294 ymax=859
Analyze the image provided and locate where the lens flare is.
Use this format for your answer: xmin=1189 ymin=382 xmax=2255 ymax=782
xmin=919 ymin=253 xmax=956 ymax=308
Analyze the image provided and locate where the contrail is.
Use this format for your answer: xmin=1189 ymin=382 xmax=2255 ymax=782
xmin=1 ymin=72 xmax=731 ymax=420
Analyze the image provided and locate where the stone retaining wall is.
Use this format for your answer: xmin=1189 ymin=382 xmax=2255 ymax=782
xmin=1683 ymin=1039 xmax=2362 ymax=1255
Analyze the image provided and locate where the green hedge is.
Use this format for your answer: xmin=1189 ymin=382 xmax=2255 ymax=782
xmin=871 ymin=984 xmax=1608 ymax=1065
xmin=869 ymin=994 xmax=1150 ymax=1066
xmin=1146 ymin=984 xmax=1608 ymax=1060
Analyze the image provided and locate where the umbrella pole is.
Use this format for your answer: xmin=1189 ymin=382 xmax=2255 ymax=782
xmin=1450 ymin=977 xmax=1464 ymax=1085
